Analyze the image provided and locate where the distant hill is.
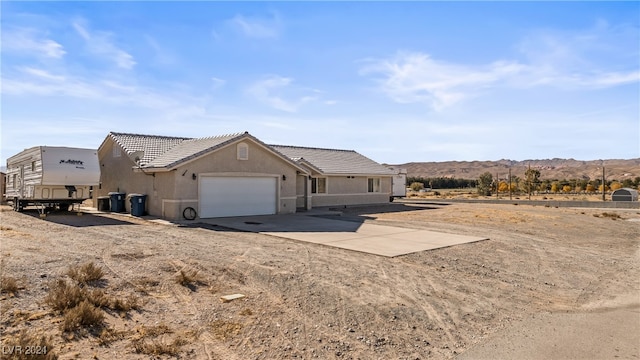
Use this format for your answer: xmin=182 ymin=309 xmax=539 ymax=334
xmin=393 ymin=158 xmax=640 ymax=181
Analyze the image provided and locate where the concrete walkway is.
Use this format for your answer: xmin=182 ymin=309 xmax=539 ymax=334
xmin=199 ymin=214 xmax=488 ymax=257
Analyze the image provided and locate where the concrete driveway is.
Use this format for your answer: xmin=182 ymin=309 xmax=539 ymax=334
xmin=199 ymin=213 xmax=488 ymax=257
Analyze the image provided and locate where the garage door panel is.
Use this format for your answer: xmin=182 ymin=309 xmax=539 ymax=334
xmin=200 ymin=177 xmax=276 ymax=218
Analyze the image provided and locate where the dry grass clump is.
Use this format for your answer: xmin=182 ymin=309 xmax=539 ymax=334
xmin=61 ymin=300 xmax=104 ymax=333
xmin=131 ymin=324 xmax=188 ymax=356
xmin=594 ymin=212 xmax=622 ymax=220
xmin=87 ymin=289 xmax=140 ymax=313
xmin=135 ymin=323 xmax=173 ymax=338
xmin=1 ymin=329 xmax=57 ymax=360
xmin=175 ymin=269 xmax=207 ymax=289
xmin=132 ymin=338 xmax=182 ymax=356
xmin=1 ymin=276 xmax=20 ymax=296
xmin=45 ymin=279 xmax=85 ymax=312
xmin=97 ymin=328 xmax=128 ymax=346
xmin=210 ymin=319 xmax=243 ymax=340
xmin=66 ymin=262 xmax=105 ymax=285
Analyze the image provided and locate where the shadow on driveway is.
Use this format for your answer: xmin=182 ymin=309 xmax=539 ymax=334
xmin=20 ymin=208 xmax=139 ymax=227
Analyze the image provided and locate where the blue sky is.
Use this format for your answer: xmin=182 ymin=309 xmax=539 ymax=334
xmin=1 ymin=2 xmax=639 ymax=166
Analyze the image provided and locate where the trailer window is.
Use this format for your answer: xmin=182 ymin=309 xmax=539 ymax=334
xmin=12 ymin=174 xmax=16 ymax=189
xmin=31 ymin=161 xmax=36 ymax=171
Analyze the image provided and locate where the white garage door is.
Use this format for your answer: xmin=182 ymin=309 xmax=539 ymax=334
xmin=200 ymin=176 xmax=277 ymax=218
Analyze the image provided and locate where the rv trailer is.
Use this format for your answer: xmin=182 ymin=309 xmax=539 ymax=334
xmin=5 ymin=146 xmax=100 ymax=213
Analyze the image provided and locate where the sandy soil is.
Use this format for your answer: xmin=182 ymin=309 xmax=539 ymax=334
xmin=1 ymin=203 xmax=638 ymax=359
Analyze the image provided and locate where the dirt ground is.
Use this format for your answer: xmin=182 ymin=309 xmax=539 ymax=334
xmin=1 ymin=202 xmax=638 ymax=359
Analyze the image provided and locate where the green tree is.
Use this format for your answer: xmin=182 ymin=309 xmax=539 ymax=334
xmin=477 ymin=172 xmax=493 ymax=196
xmin=525 ymin=167 xmax=541 ymax=197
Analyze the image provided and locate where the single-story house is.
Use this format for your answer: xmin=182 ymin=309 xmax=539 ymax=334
xmin=95 ymin=131 xmax=395 ymax=220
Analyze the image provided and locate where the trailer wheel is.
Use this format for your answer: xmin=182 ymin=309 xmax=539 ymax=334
xmin=59 ymin=203 xmax=72 ymax=212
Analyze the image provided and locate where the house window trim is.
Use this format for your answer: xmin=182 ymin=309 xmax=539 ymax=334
xmin=311 ymin=177 xmax=327 ymax=194
xmin=237 ymin=143 xmax=249 ymax=161
xmin=368 ymin=177 xmax=381 ymax=193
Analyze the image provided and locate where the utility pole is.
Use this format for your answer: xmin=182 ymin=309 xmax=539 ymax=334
xmin=602 ymin=165 xmax=606 ymax=202
xmin=528 ymin=163 xmax=532 ymax=201
xmin=509 ymin=167 xmax=512 ymax=201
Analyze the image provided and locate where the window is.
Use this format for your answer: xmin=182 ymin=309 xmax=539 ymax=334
xmin=237 ymin=143 xmax=249 ymax=160
xmin=12 ymin=174 xmax=17 ymax=189
xmin=311 ymin=177 xmax=327 ymax=194
xmin=31 ymin=161 xmax=36 ymax=172
xmin=113 ymin=146 xmax=121 ymax=158
xmin=368 ymin=178 xmax=381 ymax=193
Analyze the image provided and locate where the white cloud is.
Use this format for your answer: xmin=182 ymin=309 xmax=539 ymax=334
xmin=228 ymin=12 xmax=281 ymax=39
xmin=247 ymin=75 xmax=318 ymax=112
xmin=2 ymin=28 xmax=66 ymax=58
xmin=72 ymin=19 xmax=136 ymax=70
xmin=211 ymin=77 xmax=226 ymax=89
xmin=360 ymin=52 xmax=526 ymax=111
xmin=361 ymin=22 xmax=639 ymax=111
xmin=19 ymin=67 xmax=66 ymax=82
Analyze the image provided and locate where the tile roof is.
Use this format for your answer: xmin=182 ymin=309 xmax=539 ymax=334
xmin=107 ymin=132 xmax=392 ymax=175
xmin=270 ymin=145 xmax=394 ymax=175
xmin=109 ymin=132 xmax=189 ymax=165
xmin=145 ymin=133 xmax=245 ymax=168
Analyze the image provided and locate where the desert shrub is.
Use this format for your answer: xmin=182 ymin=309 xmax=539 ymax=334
xmin=1 ymin=329 xmax=57 ymax=360
xmin=175 ymin=269 xmax=207 ymax=289
xmin=211 ymin=319 xmax=243 ymax=340
xmin=45 ymin=280 xmax=85 ymax=312
xmin=67 ymin=262 xmax=105 ymax=285
xmin=132 ymin=340 xmax=178 ymax=356
xmin=409 ymin=182 xmax=424 ymax=192
xmin=61 ymin=300 xmax=104 ymax=332
xmin=110 ymin=295 xmax=140 ymax=312
xmin=1 ymin=276 xmax=20 ymax=295
xmin=87 ymin=289 xmax=140 ymax=313
xmin=594 ymin=212 xmax=621 ymax=220
xmin=97 ymin=328 xmax=127 ymax=346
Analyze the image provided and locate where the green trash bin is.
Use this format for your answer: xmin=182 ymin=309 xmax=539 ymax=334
xmin=108 ymin=192 xmax=126 ymax=213
xmin=129 ymin=194 xmax=147 ymax=216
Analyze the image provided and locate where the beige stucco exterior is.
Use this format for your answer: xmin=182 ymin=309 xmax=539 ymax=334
xmin=96 ymin=133 xmax=395 ymax=220
xmin=96 ymin=137 xmax=303 ymax=220
xmin=310 ymin=176 xmax=392 ymax=207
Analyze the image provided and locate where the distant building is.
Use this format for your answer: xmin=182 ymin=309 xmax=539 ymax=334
xmin=611 ymin=188 xmax=638 ymax=202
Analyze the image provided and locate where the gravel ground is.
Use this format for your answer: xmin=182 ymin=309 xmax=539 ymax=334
xmin=1 ymin=202 xmax=638 ymax=359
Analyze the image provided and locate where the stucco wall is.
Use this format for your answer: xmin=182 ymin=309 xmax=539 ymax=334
xmin=96 ymin=139 xmax=175 ymax=215
xmin=311 ymin=176 xmax=392 ymax=207
xmin=99 ymin=138 xmax=301 ymax=219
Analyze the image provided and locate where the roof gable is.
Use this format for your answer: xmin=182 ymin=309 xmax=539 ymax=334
xmin=144 ymin=132 xmax=246 ymax=168
xmin=103 ymin=131 xmax=309 ymax=173
xmin=107 ymin=132 xmax=190 ymax=165
xmin=270 ymin=145 xmax=394 ymax=175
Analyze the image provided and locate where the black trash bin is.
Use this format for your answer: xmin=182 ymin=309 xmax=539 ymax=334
xmin=129 ymin=194 xmax=147 ymax=216
xmin=108 ymin=192 xmax=126 ymax=213
xmin=97 ymin=196 xmax=110 ymax=212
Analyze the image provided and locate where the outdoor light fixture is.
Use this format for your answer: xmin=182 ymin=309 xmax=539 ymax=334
xmin=282 ymin=175 xmax=287 ymax=181
xmin=192 ymin=173 xmax=197 ymax=180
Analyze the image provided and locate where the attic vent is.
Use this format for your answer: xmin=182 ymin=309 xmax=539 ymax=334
xmin=237 ymin=143 xmax=249 ymax=160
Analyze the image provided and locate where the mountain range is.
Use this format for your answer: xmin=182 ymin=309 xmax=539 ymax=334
xmin=393 ymin=158 xmax=640 ymax=181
